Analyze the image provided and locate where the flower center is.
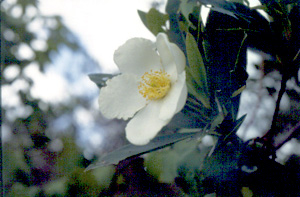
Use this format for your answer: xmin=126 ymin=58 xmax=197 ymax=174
xmin=138 ymin=69 xmax=171 ymax=100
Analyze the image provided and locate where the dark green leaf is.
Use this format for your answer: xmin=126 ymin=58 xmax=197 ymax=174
xmin=137 ymin=10 xmax=148 ymax=30
xmin=146 ymin=8 xmax=169 ymax=36
xmin=202 ymin=133 xmax=245 ymax=196
xmin=166 ymin=0 xmax=187 ymax=54
xmin=88 ymin=73 xmax=114 ymax=88
xmin=85 ymin=132 xmax=198 ymax=171
xmin=196 ymin=0 xmax=258 ymax=23
xmin=223 ymin=114 xmax=246 ymax=140
xmin=180 ymin=0 xmax=198 ymax=22
xmin=138 ymin=8 xmax=169 ymax=36
xmin=144 ymin=148 xmax=179 ymax=183
xmin=186 ymin=33 xmax=210 ymax=108
xmin=179 ymin=21 xmax=189 ymax=33
xmin=197 ymin=0 xmax=239 ymax=19
xmin=209 ymin=112 xmax=225 ymax=133
xmin=231 ymin=85 xmax=246 ymax=97
xmin=186 ymin=33 xmax=208 ymax=89
xmin=186 ymin=68 xmax=210 ymax=109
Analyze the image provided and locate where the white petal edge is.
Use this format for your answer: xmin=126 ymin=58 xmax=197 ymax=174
xmin=159 ymin=71 xmax=187 ymax=120
xmin=125 ymin=101 xmax=170 ymax=145
xmin=156 ymin=33 xmax=186 ymax=81
xmin=98 ymin=74 xmax=147 ymax=120
xmin=114 ymin=37 xmax=163 ymax=77
xmin=156 ymin=33 xmax=177 ymax=80
xmin=169 ymin=42 xmax=186 ymax=74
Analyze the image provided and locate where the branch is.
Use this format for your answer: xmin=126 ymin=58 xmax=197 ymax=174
xmin=263 ymin=75 xmax=288 ymax=141
xmin=274 ymin=121 xmax=300 ymax=150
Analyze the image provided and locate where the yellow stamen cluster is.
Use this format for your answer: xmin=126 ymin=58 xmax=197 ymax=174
xmin=138 ymin=69 xmax=171 ymax=100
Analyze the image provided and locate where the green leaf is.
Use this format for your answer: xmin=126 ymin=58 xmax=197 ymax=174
xmin=228 ymin=0 xmax=249 ymax=6
xmin=179 ymin=21 xmax=189 ymax=33
xmin=231 ymin=85 xmax=246 ymax=97
xmin=88 ymin=73 xmax=114 ymax=88
xmin=145 ymin=136 xmax=208 ymax=183
xmin=137 ymin=10 xmax=148 ymax=29
xmin=198 ymin=0 xmax=239 ymax=19
xmin=186 ymin=67 xmax=210 ymax=109
xmin=203 ymin=134 xmax=244 ymax=186
xmin=175 ymin=138 xmax=209 ymax=170
xmin=223 ymin=114 xmax=247 ymax=140
xmin=185 ymin=33 xmax=210 ymax=108
xmin=138 ymin=8 xmax=169 ymax=36
xmin=179 ymin=0 xmax=198 ymax=22
xmin=85 ymin=132 xmax=198 ymax=171
xmin=186 ymin=33 xmax=207 ymax=87
xmin=209 ymin=112 xmax=225 ymax=133
xmin=147 ymin=8 xmax=169 ymax=35
xmin=173 ymin=137 xmax=212 ymax=195
xmin=144 ymin=149 xmax=179 ymax=183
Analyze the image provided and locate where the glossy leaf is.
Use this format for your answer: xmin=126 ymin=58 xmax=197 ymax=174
xmin=144 ymin=149 xmax=179 ymax=183
xmin=85 ymin=132 xmax=199 ymax=171
xmin=209 ymin=112 xmax=225 ymax=133
xmin=196 ymin=0 xmax=239 ymax=19
xmin=223 ymin=114 xmax=247 ymax=139
xmin=196 ymin=0 xmax=260 ymax=23
xmin=231 ymin=85 xmax=246 ymax=97
xmin=166 ymin=0 xmax=187 ymax=54
xmin=145 ymin=136 xmax=209 ymax=183
xmin=186 ymin=32 xmax=210 ymax=108
xmin=138 ymin=8 xmax=169 ymax=36
xmin=179 ymin=0 xmax=198 ymax=23
xmin=202 ymin=133 xmax=245 ymax=196
xmin=137 ymin=10 xmax=148 ymax=30
xmin=179 ymin=21 xmax=189 ymax=33
xmin=186 ymin=68 xmax=210 ymax=109
xmin=88 ymin=73 xmax=114 ymax=88
xmin=186 ymin=33 xmax=208 ymax=90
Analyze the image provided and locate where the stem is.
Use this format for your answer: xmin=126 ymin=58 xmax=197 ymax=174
xmin=274 ymin=121 xmax=300 ymax=150
xmin=263 ymin=75 xmax=288 ymax=141
xmin=293 ymin=49 xmax=300 ymax=61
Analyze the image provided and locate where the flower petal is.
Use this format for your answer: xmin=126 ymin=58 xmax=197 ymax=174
xmin=159 ymin=71 xmax=187 ymax=120
xmin=169 ymin=42 xmax=186 ymax=74
xmin=114 ymin=37 xmax=162 ymax=77
xmin=98 ymin=74 xmax=147 ymax=120
xmin=156 ymin=33 xmax=186 ymax=81
xmin=125 ymin=101 xmax=170 ymax=145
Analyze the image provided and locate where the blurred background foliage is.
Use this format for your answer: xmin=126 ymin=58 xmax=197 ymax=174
xmin=1 ymin=0 xmax=300 ymax=196
xmin=1 ymin=0 xmax=127 ymax=196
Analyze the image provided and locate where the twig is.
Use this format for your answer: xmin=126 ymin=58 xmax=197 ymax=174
xmin=274 ymin=121 xmax=300 ymax=150
xmin=263 ymin=75 xmax=288 ymax=141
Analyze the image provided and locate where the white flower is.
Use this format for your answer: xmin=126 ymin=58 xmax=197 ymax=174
xmin=98 ymin=33 xmax=187 ymax=145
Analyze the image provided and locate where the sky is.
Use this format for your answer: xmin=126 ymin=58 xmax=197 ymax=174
xmin=39 ymin=0 xmax=163 ymax=73
xmin=38 ymin=0 xmax=265 ymax=74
